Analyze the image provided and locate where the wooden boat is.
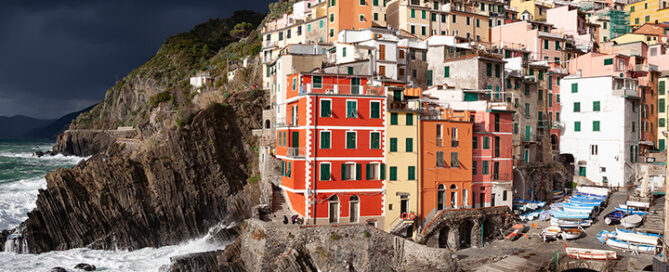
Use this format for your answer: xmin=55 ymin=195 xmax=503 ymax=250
xmin=615 ymin=230 xmax=659 ymax=246
xmin=620 ymin=215 xmax=643 ymax=228
xmin=550 ymin=217 xmax=593 ymax=228
xmin=540 ymin=226 xmax=562 ymax=242
xmin=616 ymin=228 xmax=663 ymax=238
xmin=566 ymin=246 xmax=617 ymax=260
xmin=562 ymin=228 xmax=582 ymax=240
xmin=504 ymin=224 xmax=526 ymax=241
xmin=596 ymin=230 xmax=616 ymax=243
xmin=604 ymin=210 xmax=624 ymax=225
xmin=606 ymin=238 xmax=657 ymax=253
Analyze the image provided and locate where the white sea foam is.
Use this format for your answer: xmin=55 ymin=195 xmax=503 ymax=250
xmin=0 ymin=234 xmax=226 ymax=272
xmin=0 ymin=152 xmax=89 ymax=165
xmin=0 ymin=177 xmax=46 ymax=230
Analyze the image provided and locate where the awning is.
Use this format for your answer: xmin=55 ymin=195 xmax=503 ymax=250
xmin=639 ymin=141 xmax=654 ymax=146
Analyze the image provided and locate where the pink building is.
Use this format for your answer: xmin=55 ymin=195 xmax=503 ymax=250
xmin=648 ymin=44 xmax=669 ymax=71
xmin=491 ymin=21 xmax=566 ymax=66
xmin=546 ymin=6 xmax=597 ymax=52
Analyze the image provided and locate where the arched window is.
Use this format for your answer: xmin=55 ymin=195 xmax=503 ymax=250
xmin=329 ymin=195 xmax=339 ymax=224
xmin=265 ymin=119 xmax=271 ymax=129
xmin=349 ymin=195 xmax=359 ymax=223
xmin=437 ymin=185 xmax=446 ymax=210
xmin=450 ymin=184 xmax=458 ymax=208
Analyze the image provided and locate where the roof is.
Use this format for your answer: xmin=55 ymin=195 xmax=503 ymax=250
xmin=404 ymin=88 xmax=422 ymax=97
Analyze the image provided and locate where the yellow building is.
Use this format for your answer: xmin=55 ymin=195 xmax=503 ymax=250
xmin=626 ymin=0 xmax=669 ymax=28
xmin=510 ymin=0 xmax=553 ymax=21
xmin=610 ymin=32 xmax=661 ymax=44
xmin=658 ymin=75 xmax=669 ymax=151
xmin=384 ymin=87 xmax=421 ymax=236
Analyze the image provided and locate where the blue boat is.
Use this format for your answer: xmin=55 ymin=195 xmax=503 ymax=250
xmin=614 ymin=207 xmax=648 ymax=216
xmin=596 ymin=230 xmax=616 ymax=243
xmin=604 ymin=210 xmax=624 ymax=225
xmin=552 ymin=211 xmax=591 ymax=219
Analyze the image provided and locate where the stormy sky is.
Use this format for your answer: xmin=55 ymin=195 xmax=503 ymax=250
xmin=0 ymin=0 xmax=272 ymax=119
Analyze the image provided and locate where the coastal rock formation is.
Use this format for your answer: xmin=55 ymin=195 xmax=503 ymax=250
xmin=168 ymin=219 xmax=460 ymax=272
xmin=52 ymin=128 xmax=138 ymax=156
xmin=10 ymin=91 xmax=266 ymax=253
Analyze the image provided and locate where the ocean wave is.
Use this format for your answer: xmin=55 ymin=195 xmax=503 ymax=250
xmin=0 ymin=177 xmax=46 ymax=230
xmin=0 ymin=152 xmax=89 ymax=165
xmin=0 ymin=228 xmax=227 ymax=272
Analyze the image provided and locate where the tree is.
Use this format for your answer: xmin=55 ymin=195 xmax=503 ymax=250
xmin=230 ymin=22 xmax=253 ymax=39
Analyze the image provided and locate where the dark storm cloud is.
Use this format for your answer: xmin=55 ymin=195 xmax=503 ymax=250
xmin=0 ymin=0 xmax=273 ymax=119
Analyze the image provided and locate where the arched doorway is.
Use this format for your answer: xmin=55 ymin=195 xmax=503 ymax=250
xmin=437 ymin=184 xmax=446 ymax=210
xmin=450 ymin=184 xmax=458 ymax=208
xmin=459 ymin=220 xmax=474 ymax=249
xmin=438 ymin=226 xmax=450 ymax=248
xmin=328 ymin=195 xmax=339 ymax=224
xmin=551 ymin=134 xmax=559 ymax=151
xmin=349 ymin=195 xmax=359 ymax=223
xmin=265 ymin=119 xmax=271 ymax=129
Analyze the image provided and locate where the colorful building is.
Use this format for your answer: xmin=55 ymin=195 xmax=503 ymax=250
xmin=491 ymin=21 xmax=567 ymax=65
xmin=658 ymin=73 xmax=669 ymax=151
xmin=418 ymin=106 xmax=473 ymax=220
xmin=509 ymin=0 xmax=553 ymax=21
xmin=326 ymin=0 xmax=373 ymax=41
xmin=625 ymin=0 xmax=669 ymax=28
xmin=384 ymin=87 xmax=422 ymax=235
xmin=276 ymin=72 xmax=387 ymax=226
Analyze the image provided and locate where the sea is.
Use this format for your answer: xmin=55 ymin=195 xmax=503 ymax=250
xmin=0 ymin=141 xmax=221 ymax=272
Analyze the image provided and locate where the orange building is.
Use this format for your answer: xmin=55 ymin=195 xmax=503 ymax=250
xmin=277 ymin=72 xmax=387 ymax=226
xmin=326 ymin=0 xmax=373 ymax=42
xmin=418 ymin=107 xmax=473 ymax=221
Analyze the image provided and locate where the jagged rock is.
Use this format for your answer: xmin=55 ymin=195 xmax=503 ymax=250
xmin=0 ymin=229 xmax=8 ymax=250
xmin=50 ymin=267 xmax=67 ymax=272
xmin=12 ymin=91 xmax=266 ymax=253
xmin=74 ymin=263 xmax=96 ymax=271
xmin=52 ymin=129 xmax=137 ymax=156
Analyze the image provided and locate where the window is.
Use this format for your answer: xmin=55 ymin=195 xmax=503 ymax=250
xmin=374 ymin=13 xmax=378 ymax=20
xmin=593 ymin=121 xmax=600 ymax=131
xmin=406 ymin=138 xmax=413 ymax=152
xmin=346 ymin=132 xmax=356 ymax=149
xmin=524 ymin=149 xmax=529 ymax=163
xmin=346 ymin=101 xmax=357 ymax=118
xmin=411 ymin=9 xmax=415 ymax=18
xmin=574 ymin=102 xmax=580 ymax=112
xmin=571 ymin=83 xmax=578 ymax=93
xmin=444 ymin=66 xmax=450 ymax=77
xmin=410 ymin=25 xmax=416 ymax=34
xmin=330 ymin=13 xmax=335 ymax=22
xmin=660 ymin=98 xmax=665 ymax=113
xmin=347 ymin=67 xmax=353 ymax=75
xmin=524 ymin=85 xmax=530 ymax=95
xmin=631 ymin=6 xmax=635 ymax=12
xmin=494 ymin=136 xmax=500 ymax=157
xmin=320 ymin=163 xmax=331 ymax=180
xmin=604 ymin=58 xmax=613 ymax=65
xmin=436 ymin=151 xmax=445 ymax=167
xmin=349 ymin=195 xmax=359 ymax=223
xmin=367 ymin=163 xmax=380 ymax=180
xmin=427 ymin=70 xmax=433 ymax=86
xmin=660 ymin=81 xmax=665 ymax=95
xmin=555 ymin=41 xmax=560 ymax=50
xmin=590 ymin=144 xmax=598 ymax=155
xmin=390 ymin=138 xmax=398 ymax=152
xmin=473 ymin=136 xmax=478 ymax=148
xmin=483 ymin=136 xmax=490 ymax=149
xmin=370 ymin=132 xmax=380 ymax=149
xmin=452 ymin=14 xmax=456 ymax=23
xmin=579 ymin=166 xmax=586 ymax=177
xmin=486 ymin=63 xmax=492 ymax=77
xmin=476 ymin=18 xmax=480 ymax=27
xmin=421 ymin=10 xmax=426 ymax=19
xmin=406 ymin=113 xmax=414 ymax=125
xmin=472 ymin=161 xmax=477 ymax=175
xmin=391 ymin=113 xmax=398 ymax=125
xmin=539 ymin=70 xmax=544 ymax=80
xmin=544 ymin=40 xmax=549 ymax=49
xmin=359 ymin=14 xmax=365 ymax=22
xmin=341 ymin=163 xmax=357 ymax=180
xmin=437 ymin=185 xmax=445 ymax=210
xmin=389 ymin=166 xmax=397 ymax=181
xmin=660 ymin=118 xmax=666 ymax=128
xmin=360 ymin=0 xmax=365 ymax=5
xmin=538 ymin=89 xmax=543 ymax=100
xmin=548 ymin=93 xmax=553 ymax=107
xmin=321 ymin=131 xmax=331 ymax=149
xmin=450 ymin=152 xmax=459 ymax=167
xmin=466 ymin=16 xmax=470 ymax=25
xmin=482 ymin=161 xmax=489 ymax=174
xmin=342 ymin=47 xmax=347 ymax=57
xmin=574 ymin=121 xmax=581 ymax=132
xmin=320 ymin=99 xmax=331 ymax=117
xmin=370 ymin=101 xmax=380 ymax=118
xmin=525 ymin=103 xmax=530 ymax=117
xmin=421 ymin=26 xmax=426 ymax=36
xmin=493 ymin=162 xmax=499 ymax=180
xmin=495 ymin=64 xmax=500 ymax=77
xmin=408 ymin=166 xmax=416 ymax=180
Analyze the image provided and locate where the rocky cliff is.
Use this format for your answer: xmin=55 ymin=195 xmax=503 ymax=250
xmin=167 ymin=219 xmax=460 ymax=272
xmin=6 ymin=90 xmax=266 ymax=253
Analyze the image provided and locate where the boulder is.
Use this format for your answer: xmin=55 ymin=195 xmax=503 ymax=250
xmin=74 ymin=263 xmax=96 ymax=271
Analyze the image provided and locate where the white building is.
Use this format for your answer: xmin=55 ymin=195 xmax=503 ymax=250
xmin=560 ymin=74 xmax=640 ymax=187
xmin=333 ymin=28 xmax=401 ymax=80
xmin=190 ymin=72 xmax=213 ymax=90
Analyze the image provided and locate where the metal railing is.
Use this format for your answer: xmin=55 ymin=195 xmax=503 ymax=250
xmin=286 ymin=147 xmax=306 ymax=158
xmin=298 ymin=83 xmax=384 ymax=96
xmin=451 ymin=140 xmax=459 ymax=147
xmin=275 ymin=117 xmax=298 ymax=128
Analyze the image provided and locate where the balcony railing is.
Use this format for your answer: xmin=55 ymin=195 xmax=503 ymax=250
xmin=299 ymin=83 xmax=384 ymax=96
xmin=275 ymin=117 xmax=298 ymax=128
xmin=451 ymin=140 xmax=459 ymax=147
xmin=634 ymin=64 xmax=659 ymax=72
xmin=286 ymin=147 xmax=306 ymax=158
xmin=436 ymin=137 xmax=443 ymax=147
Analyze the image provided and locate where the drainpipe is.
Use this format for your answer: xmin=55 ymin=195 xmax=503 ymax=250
xmin=313 ymin=94 xmax=319 ymax=225
xmin=481 ymin=215 xmax=486 ymax=248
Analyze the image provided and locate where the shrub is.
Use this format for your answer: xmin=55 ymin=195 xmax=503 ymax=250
xmin=149 ymin=91 xmax=172 ymax=108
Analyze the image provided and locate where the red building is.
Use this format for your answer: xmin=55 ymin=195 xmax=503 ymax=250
xmin=276 ymin=72 xmax=387 ymax=226
xmin=547 ymin=66 xmax=565 ymax=155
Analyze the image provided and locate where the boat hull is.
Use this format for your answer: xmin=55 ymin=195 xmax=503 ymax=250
xmin=566 ymin=247 xmax=617 ymax=260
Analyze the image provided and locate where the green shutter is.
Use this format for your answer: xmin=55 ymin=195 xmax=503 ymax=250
xmin=593 ymin=121 xmax=600 ymax=131
xmin=444 ymin=66 xmax=450 ymax=77
xmin=574 ymin=102 xmax=580 ymax=112
xmin=371 ymin=133 xmax=380 ymax=149
xmin=347 ymin=101 xmax=357 ymax=118
xmin=483 ymin=137 xmax=489 ymax=149
xmin=571 ymin=83 xmax=578 ymax=93
xmin=427 ymin=70 xmax=433 ymax=86
xmin=371 ymin=102 xmax=380 ymax=118
xmin=660 ymin=139 xmax=666 ymax=151
xmin=525 ymin=126 xmax=530 ymax=141
xmin=321 ymin=100 xmax=331 ymax=117
xmin=408 ymin=166 xmax=415 ymax=180
xmin=380 ymin=163 xmax=386 ymax=179
xmin=486 ymin=63 xmax=492 ymax=76
xmin=391 ymin=113 xmax=398 ymax=124
xmin=347 ymin=132 xmax=356 ymax=148
xmin=389 ymin=166 xmax=397 ymax=181
xmin=321 ymin=132 xmax=330 ymax=149
xmin=366 ymin=164 xmax=371 ymax=179
xmin=341 ymin=164 xmax=347 ymax=180
xmin=660 ymin=99 xmax=665 ymax=113
xmin=321 ymin=164 xmax=330 ymax=180
xmin=390 ymin=138 xmax=398 ymax=152
xmin=406 ymin=138 xmax=413 ymax=152
xmin=406 ymin=113 xmax=414 ymax=125
xmin=548 ymin=75 xmax=553 ymax=90
xmin=356 ymin=163 xmax=361 ymax=180
xmin=660 ymin=81 xmax=665 ymax=95
xmin=593 ymin=101 xmax=600 ymax=111
xmin=604 ymin=58 xmax=613 ymax=65
xmin=575 ymin=121 xmax=581 ymax=132
xmin=482 ymin=161 xmax=489 ymax=174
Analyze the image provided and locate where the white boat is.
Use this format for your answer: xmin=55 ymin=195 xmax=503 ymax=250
xmin=562 ymin=228 xmax=582 ymax=240
xmin=615 ymin=231 xmax=659 ymax=246
xmin=606 ymin=238 xmax=657 ymax=253
xmin=550 ymin=217 xmax=593 ymax=228
xmin=540 ymin=226 xmax=562 ymax=241
xmin=576 ymin=186 xmax=610 ymax=197
xmin=620 ymin=215 xmax=643 ymax=228
xmin=566 ymin=246 xmax=617 ymax=260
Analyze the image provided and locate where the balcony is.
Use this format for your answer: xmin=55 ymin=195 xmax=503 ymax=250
xmin=275 ymin=117 xmax=298 ymax=128
xmin=299 ymin=83 xmax=384 ymax=96
xmin=451 ymin=140 xmax=459 ymax=147
xmin=538 ymin=31 xmax=563 ymax=39
xmin=286 ymin=147 xmax=306 ymax=158
xmin=634 ymin=64 xmax=659 ymax=72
